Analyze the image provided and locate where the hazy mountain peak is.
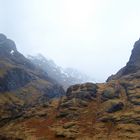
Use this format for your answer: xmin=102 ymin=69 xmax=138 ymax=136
xmin=28 ymin=54 xmax=94 ymax=89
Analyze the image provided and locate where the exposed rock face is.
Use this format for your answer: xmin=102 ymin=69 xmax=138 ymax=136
xmin=0 ymin=34 xmax=36 ymax=70
xmin=0 ymin=68 xmax=33 ymax=92
xmin=101 ymin=87 xmax=120 ymax=101
xmin=107 ymin=38 xmax=140 ymax=81
xmin=128 ymin=39 xmax=140 ymax=67
xmin=66 ymin=83 xmax=98 ymax=100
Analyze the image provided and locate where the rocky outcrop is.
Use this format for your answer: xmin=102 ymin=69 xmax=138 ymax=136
xmin=128 ymin=38 xmax=140 ymax=67
xmin=101 ymin=87 xmax=120 ymax=101
xmin=55 ymin=83 xmax=98 ymax=120
xmin=107 ymin=38 xmax=140 ymax=81
xmin=0 ymin=68 xmax=33 ymax=92
xmin=0 ymin=34 xmax=35 ymax=70
xmin=66 ymin=83 xmax=98 ymax=100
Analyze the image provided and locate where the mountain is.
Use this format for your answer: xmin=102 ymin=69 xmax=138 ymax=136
xmin=0 ymin=34 xmax=65 ymax=129
xmin=107 ymin=38 xmax=140 ymax=81
xmin=28 ymin=54 xmax=94 ymax=90
xmin=1 ymin=36 xmax=140 ymax=140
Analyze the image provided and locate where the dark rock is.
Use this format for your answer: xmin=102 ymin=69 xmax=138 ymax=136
xmin=128 ymin=39 xmax=140 ymax=67
xmin=107 ymin=38 xmax=140 ymax=81
xmin=66 ymin=83 xmax=98 ymax=100
xmin=0 ymin=68 xmax=33 ymax=92
xmin=107 ymin=102 xmax=124 ymax=113
xmin=0 ymin=135 xmax=23 ymax=140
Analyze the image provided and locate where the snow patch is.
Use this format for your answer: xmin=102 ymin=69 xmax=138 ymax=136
xmin=10 ymin=50 xmax=14 ymax=55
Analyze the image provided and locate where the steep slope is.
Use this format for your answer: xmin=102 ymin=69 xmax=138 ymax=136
xmin=28 ymin=54 xmax=93 ymax=90
xmin=0 ymin=34 xmax=65 ymax=129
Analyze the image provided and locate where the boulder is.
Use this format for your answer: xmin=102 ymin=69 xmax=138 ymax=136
xmin=101 ymin=87 xmax=120 ymax=101
xmin=107 ymin=102 xmax=124 ymax=113
xmin=66 ymin=83 xmax=98 ymax=100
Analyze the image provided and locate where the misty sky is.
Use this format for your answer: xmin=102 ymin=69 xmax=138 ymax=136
xmin=0 ymin=0 xmax=140 ymax=82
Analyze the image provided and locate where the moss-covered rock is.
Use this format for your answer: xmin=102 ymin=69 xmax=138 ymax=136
xmin=101 ymin=87 xmax=120 ymax=101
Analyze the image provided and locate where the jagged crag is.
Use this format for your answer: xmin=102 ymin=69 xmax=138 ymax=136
xmin=0 ymin=34 xmax=140 ymax=140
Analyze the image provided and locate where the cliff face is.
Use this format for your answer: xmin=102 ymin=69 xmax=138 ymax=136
xmin=128 ymin=39 xmax=140 ymax=67
xmin=107 ymin=38 xmax=140 ymax=81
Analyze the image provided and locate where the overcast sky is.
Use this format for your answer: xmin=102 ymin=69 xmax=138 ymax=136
xmin=0 ymin=0 xmax=140 ymax=82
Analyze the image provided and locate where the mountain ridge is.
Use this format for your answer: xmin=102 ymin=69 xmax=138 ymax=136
xmin=28 ymin=54 xmax=94 ymax=90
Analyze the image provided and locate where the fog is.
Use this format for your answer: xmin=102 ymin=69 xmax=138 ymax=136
xmin=0 ymin=0 xmax=140 ymax=82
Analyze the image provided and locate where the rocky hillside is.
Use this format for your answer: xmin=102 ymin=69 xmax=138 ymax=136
xmin=1 ymin=37 xmax=140 ymax=140
xmin=28 ymin=54 xmax=93 ymax=90
xmin=0 ymin=34 xmax=65 ymax=130
xmin=1 ymin=80 xmax=140 ymax=140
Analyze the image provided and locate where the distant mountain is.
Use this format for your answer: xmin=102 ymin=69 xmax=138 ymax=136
xmin=28 ymin=54 xmax=94 ymax=89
